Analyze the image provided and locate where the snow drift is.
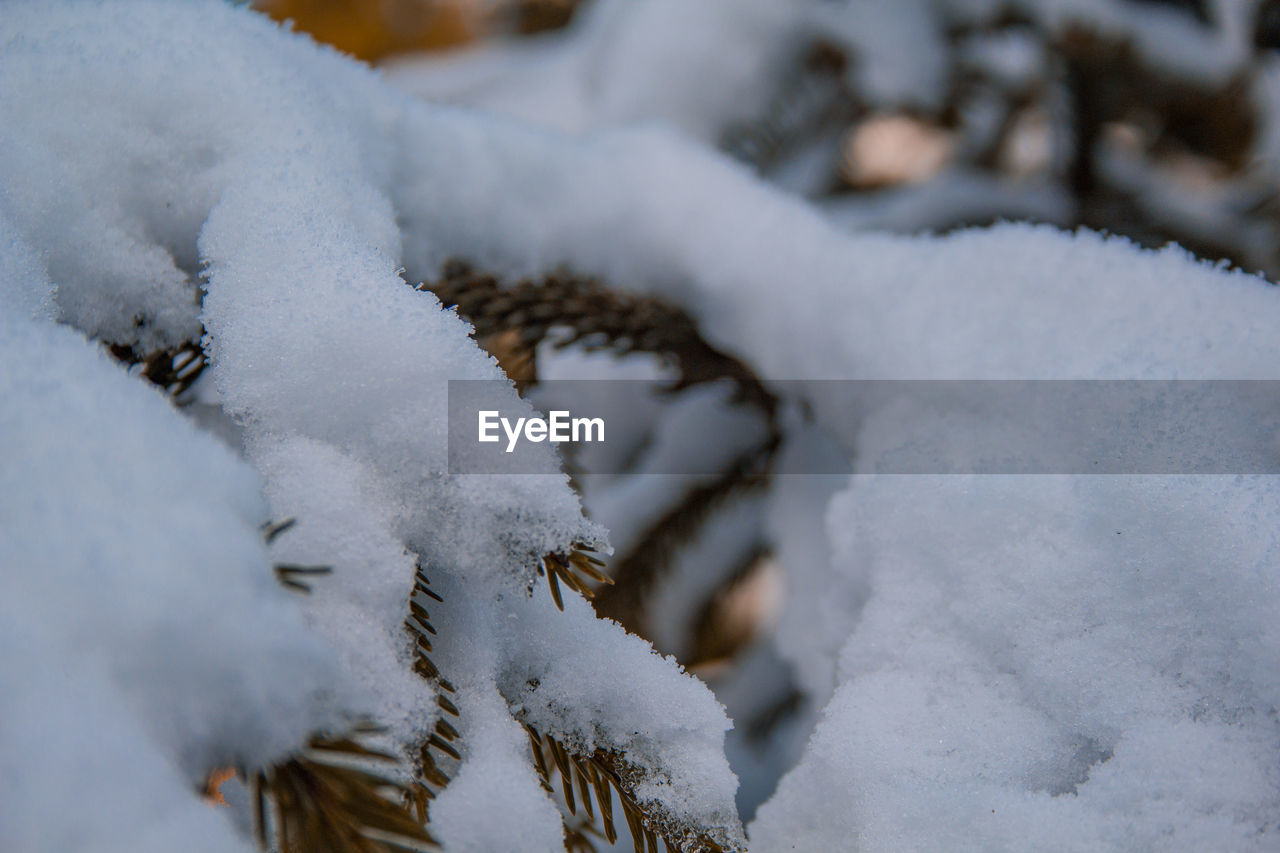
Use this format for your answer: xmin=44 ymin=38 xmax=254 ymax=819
xmin=2 ymin=1 xmax=1279 ymax=851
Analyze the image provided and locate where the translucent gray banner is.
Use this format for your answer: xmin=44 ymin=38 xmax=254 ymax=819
xmin=448 ymin=379 xmax=1280 ymax=475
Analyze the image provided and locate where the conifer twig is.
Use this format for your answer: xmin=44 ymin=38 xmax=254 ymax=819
xmin=419 ymin=262 xmax=781 ymax=638
xmin=524 ymin=725 xmax=743 ymax=853
xmin=538 ymin=545 xmax=613 ymax=611
xmin=250 ymin=728 xmax=440 ymax=852
xmin=107 ymin=338 xmax=207 ymax=401
xmin=418 ymin=262 xmax=776 ymax=416
xmin=591 ymin=434 xmax=779 ymax=634
xmin=403 ymin=559 xmax=461 ymax=813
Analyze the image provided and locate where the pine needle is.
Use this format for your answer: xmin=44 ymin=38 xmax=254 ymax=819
xmin=523 ymin=725 xmax=742 ymax=853
xmin=262 ymin=518 xmax=298 ymax=543
xmin=402 ymin=559 xmax=461 ymax=810
xmin=538 ymin=545 xmax=614 ymax=611
xmin=420 ymin=262 xmax=780 ymax=643
xmin=251 ymin=730 xmax=439 ymax=853
xmin=273 ymin=562 xmax=333 ymax=594
xmin=106 ymin=338 xmax=207 ymax=401
xmin=417 ymin=263 xmax=776 ymax=416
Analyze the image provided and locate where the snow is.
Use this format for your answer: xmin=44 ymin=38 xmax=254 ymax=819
xmin=0 ymin=306 xmax=340 ymax=851
xmin=253 ymin=438 xmax=443 ymax=757
xmin=383 ymin=0 xmax=797 ymax=139
xmin=645 ymin=495 xmax=770 ymax=662
xmin=957 ymin=28 xmax=1045 ymax=91
xmin=426 ymin=682 xmax=565 ymax=853
xmin=1 ymin=2 xmax=744 ymax=849
xmin=388 ymin=58 xmax=1280 ymax=852
xmin=808 ymin=0 xmax=950 ymax=110
xmin=750 ymin=475 xmax=1280 ymax=852
xmin=384 ymin=0 xmax=1262 ymax=144
xmin=764 ymin=430 xmax=858 ymax=706
xmin=4 ymin=0 xmax=1280 ymax=850
xmin=387 ymin=111 xmax=1280 ymax=383
xmin=820 ymin=170 xmax=1072 ymax=234
xmin=421 ymin=558 xmax=746 ymax=851
xmin=0 ymin=625 xmax=258 ymax=853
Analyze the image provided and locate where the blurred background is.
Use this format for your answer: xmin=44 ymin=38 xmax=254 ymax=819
xmin=249 ymin=0 xmax=1280 ymax=828
xmin=257 ymin=0 xmax=1280 ymax=277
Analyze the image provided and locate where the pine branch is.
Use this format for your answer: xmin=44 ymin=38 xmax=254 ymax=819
xmin=562 ymin=818 xmax=610 ymax=853
xmin=250 ymin=726 xmax=440 ymax=853
xmin=262 ymin=519 xmax=333 ymax=594
xmin=591 ymin=434 xmax=779 ymax=635
xmin=403 ymin=559 xmax=461 ymax=815
xmin=419 ymin=262 xmax=781 ymax=636
xmin=418 ymin=262 xmax=776 ymax=416
xmin=685 ymin=544 xmax=773 ymax=668
xmin=538 ymin=545 xmax=613 ymax=612
xmin=514 ymin=0 xmax=585 ymax=35
xmin=107 ymin=338 xmax=206 ymax=401
xmin=256 ymin=524 xmax=459 ymax=843
xmin=524 ymin=725 xmax=743 ymax=853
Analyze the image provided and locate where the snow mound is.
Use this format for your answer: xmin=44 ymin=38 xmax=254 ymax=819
xmin=4 ymin=1 xmax=1279 ymax=851
xmin=751 ymin=474 xmax=1280 ymax=852
xmin=1 ymin=2 xmax=744 ymax=849
xmin=0 ymin=232 xmax=338 ymax=850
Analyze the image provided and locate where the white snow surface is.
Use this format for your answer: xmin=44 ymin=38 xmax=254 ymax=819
xmin=425 ymin=679 xmax=566 ymax=853
xmin=1 ymin=2 xmax=742 ymax=851
xmin=0 ymin=233 xmax=339 ymax=851
xmin=383 ymin=0 xmax=798 ymax=139
xmin=750 ymin=474 xmax=1280 ymax=852
xmin=4 ymin=1 xmax=1280 ymax=851
xmin=252 ymin=438 xmax=444 ymax=760
xmin=389 ymin=39 xmax=1280 ymax=853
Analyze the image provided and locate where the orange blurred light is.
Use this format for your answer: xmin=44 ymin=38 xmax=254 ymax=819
xmin=255 ymin=0 xmax=482 ymax=63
